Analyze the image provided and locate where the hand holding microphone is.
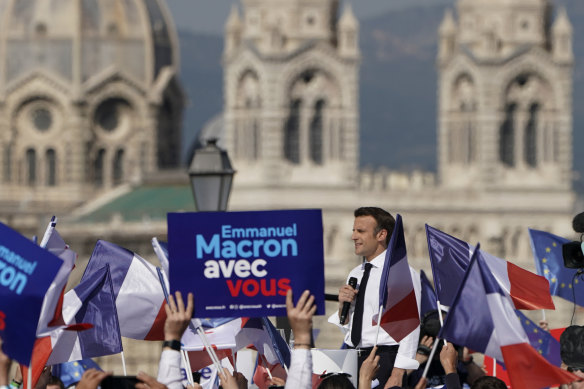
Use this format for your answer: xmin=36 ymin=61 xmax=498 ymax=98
xmin=339 ymin=277 xmax=358 ymax=324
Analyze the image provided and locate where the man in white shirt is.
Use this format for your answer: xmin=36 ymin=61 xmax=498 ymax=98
xmin=328 ymin=207 xmax=421 ymax=388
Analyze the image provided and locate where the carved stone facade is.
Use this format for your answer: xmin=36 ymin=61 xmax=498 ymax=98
xmin=214 ymin=0 xmax=577 ymax=348
xmin=0 ymin=0 xmax=184 ymax=230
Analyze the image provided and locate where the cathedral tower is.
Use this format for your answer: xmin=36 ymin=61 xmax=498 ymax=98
xmin=0 ymin=0 xmax=184 ymax=221
xmin=223 ymin=0 xmax=360 ymax=188
xmin=437 ymin=0 xmax=573 ymax=191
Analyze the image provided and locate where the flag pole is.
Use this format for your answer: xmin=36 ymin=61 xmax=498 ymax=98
xmin=436 ymin=301 xmax=447 ymax=346
xmin=374 ymin=305 xmax=383 ymax=345
xmin=181 ymin=349 xmax=195 ymax=386
xmin=39 ymin=216 xmax=57 ymax=248
xmin=541 ymin=309 xmax=546 ymax=322
xmin=27 ymin=361 xmax=32 ymax=389
xmin=121 ymin=351 xmax=128 ymax=375
xmin=259 ymin=354 xmax=273 ymax=381
xmin=421 ymin=338 xmax=440 ymax=379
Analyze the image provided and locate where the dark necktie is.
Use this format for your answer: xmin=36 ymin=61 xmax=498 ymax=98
xmin=351 ymin=262 xmax=372 ymax=347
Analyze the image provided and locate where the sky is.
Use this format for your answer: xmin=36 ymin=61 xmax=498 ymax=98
xmin=165 ymin=0 xmax=453 ymax=35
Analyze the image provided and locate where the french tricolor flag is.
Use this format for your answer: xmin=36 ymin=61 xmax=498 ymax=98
xmin=426 ymin=225 xmax=554 ymax=310
xmin=182 ymin=318 xmax=241 ymax=372
xmin=47 ymin=264 xmax=122 ymax=364
xmin=36 ymin=226 xmax=78 ymax=336
xmin=372 ymin=214 xmax=420 ymax=342
xmin=82 ymin=240 xmax=166 ymax=340
xmin=23 ymin=265 xmax=121 ymax=388
xmin=439 ymin=247 xmax=577 ymax=389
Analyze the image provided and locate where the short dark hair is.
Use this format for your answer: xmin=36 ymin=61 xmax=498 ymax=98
xmin=354 ymin=207 xmax=395 ymax=246
xmin=317 ymin=373 xmax=355 ymax=389
xmin=47 ymin=375 xmax=65 ymax=389
xmin=470 ymin=376 xmax=507 ymax=389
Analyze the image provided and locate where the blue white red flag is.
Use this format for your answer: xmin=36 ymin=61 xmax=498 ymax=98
xmin=46 ymin=264 xmax=122 ymax=365
xmin=37 ymin=224 xmax=78 ymax=336
xmin=426 ymin=225 xmax=554 ymax=310
xmin=420 ymin=270 xmax=438 ymax=318
xmin=528 ymin=228 xmax=583 ymax=306
xmin=439 ymin=247 xmax=577 ymax=389
xmin=372 ymin=214 xmax=419 ymax=342
xmin=83 ymin=240 xmax=166 ymax=340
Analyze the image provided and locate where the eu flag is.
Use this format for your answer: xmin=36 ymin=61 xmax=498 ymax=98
xmin=515 ymin=310 xmax=562 ymax=367
xmin=528 ymin=228 xmax=583 ymax=306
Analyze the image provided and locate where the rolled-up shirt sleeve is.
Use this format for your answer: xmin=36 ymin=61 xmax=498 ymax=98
xmin=157 ymin=349 xmax=184 ymax=389
xmin=285 ymin=349 xmax=313 ymax=389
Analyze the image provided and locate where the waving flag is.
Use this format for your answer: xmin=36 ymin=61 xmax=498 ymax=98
xmin=420 ymin=270 xmax=438 ymax=317
xmin=152 ymin=238 xmax=169 ymax=277
xmin=47 ymin=264 xmax=122 ymax=365
xmin=439 ymin=247 xmax=577 ymax=389
xmin=529 ymin=228 xmax=584 ymax=306
xmin=37 ymin=223 xmax=78 ymax=336
xmin=52 ymin=359 xmax=102 ymax=388
xmin=83 ymin=240 xmax=166 ymax=340
xmin=515 ymin=310 xmax=562 ymax=367
xmin=23 ymin=265 xmax=120 ymax=387
xmin=372 ymin=214 xmax=419 ymax=342
xmin=426 ymin=225 xmax=554 ymax=310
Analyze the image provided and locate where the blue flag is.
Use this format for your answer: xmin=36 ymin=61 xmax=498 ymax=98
xmin=528 ymin=228 xmax=583 ymax=306
xmin=515 ymin=310 xmax=561 ymax=367
xmin=52 ymin=359 xmax=102 ymax=387
xmin=420 ymin=270 xmax=438 ymax=317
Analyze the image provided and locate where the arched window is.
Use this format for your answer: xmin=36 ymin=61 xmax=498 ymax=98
xmin=46 ymin=149 xmax=56 ymax=186
xmin=113 ymin=149 xmax=124 ymax=185
xmin=525 ymin=103 xmax=539 ymax=168
xmin=500 ymin=103 xmax=516 ymax=167
xmin=26 ymin=149 xmax=36 ymax=186
xmin=284 ymin=99 xmax=301 ymax=164
xmin=94 ymin=148 xmax=106 ymax=187
xmin=310 ymin=100 xmax=325 ymax=164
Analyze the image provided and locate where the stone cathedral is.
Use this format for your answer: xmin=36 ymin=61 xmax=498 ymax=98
xmin=0 ymin=0 xmax=579 ymax=374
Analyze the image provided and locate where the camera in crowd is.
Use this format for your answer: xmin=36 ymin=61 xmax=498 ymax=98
xmin=562 ymin=212 xmax=584 ymax=269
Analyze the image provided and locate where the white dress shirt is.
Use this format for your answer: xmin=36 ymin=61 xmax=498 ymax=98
xmin=284 ymin=349 xmax=313 ymax=389
xmin=328 ymin=250 xmax=421 ymax=370
xmin=157 ymin=349 xmax=185 ymax=389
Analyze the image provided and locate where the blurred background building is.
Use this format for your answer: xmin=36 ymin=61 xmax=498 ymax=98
xmin=0 ymin=0 xmax=579 ymax=375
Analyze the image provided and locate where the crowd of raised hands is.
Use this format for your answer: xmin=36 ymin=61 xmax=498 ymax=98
xmin=0 ymin=289 xmax=511 ymax=389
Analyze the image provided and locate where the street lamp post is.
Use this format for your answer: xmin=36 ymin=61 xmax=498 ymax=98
xmin=188 ymin=138 xmax=235 ymax=212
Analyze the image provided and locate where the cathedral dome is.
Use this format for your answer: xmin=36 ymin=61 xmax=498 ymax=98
xmin=0 ymin=0 xmax=179 ymax=87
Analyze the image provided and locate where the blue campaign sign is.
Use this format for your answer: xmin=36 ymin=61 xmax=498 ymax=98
xmin=168 ymin=209 xmax=325 ymax=318
xmin=0 ymin=222 xmax=62 ymax=365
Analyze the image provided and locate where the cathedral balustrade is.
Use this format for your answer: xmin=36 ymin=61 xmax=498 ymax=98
xmin=358 ymin=168 xmax=436 ymax=191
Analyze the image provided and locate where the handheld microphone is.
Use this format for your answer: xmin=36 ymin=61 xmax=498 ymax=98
xmin=340 ymin=277 xmax=358 ymax=324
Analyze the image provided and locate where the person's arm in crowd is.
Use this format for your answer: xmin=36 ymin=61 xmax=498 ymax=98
xmin=440 ymin=342 xmax=462 ymax=389
xmin=285 ymin=289 xmax=317 ymax=389
xmin=74 ymin=368 xmax=111 ymax=389
xmin=359 ymin=345 xmax=380 ymax=389
xmin=157 ymin=291 xmax=194 ymax=389
xmin=459 ymin=347 xmax=485 ymax=385
xmin=0 ymin=339 xmax=11 ymax=388
xmin=408 ymin=335 xmax=433 ymax=374
xmin=218 ymin=368 xmax=247 ymax=389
